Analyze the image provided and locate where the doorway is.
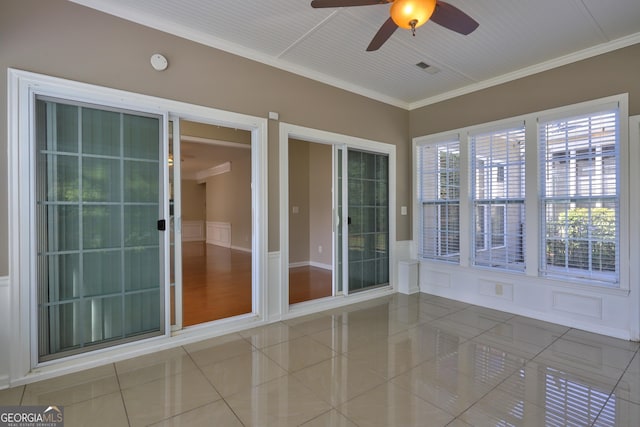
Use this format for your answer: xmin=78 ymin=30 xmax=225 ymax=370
xmin=280 ymin=123 xmax=396 ymax=312
xmin=170 ymin=119 xmax=254 ymax=328
xmin=9 ymin=69 xmax=268 ymax=378
xmin=288 ymin=139 xmax=333 ymax=304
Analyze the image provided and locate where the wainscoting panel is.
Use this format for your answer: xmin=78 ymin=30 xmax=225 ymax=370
xmin=423 ymin=269 xmax=451 ymax=288
xmin=206 ymin=222 xmax=231 ymax=248
xmin=182 ymin=220 xmax=205 ymax=242
xmin=418 ymin=259 xmax=632 ymax=339
xmin=552 ymin=292 xmax=603 ymax=319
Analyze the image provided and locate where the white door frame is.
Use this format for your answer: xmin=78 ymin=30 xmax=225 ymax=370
xmin=279 ymin=122 xmax=397 ymax=319
xmin=169 ymin=117 xmax=183 ymax=331
xmin=7 ymin=69 xmax=268 ymax=385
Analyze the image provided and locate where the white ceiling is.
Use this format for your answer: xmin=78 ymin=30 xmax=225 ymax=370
xmin=72 ymin=0 xmax=640 ymax=109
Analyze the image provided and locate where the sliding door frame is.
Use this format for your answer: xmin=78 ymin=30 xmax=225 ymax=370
xmin=8 ymin=69 xmax=268 ymax=382
xmin=279 ymin=122 xmax=397 ymax=318
xmin=169 ymin=117 xmax=183 ymax=331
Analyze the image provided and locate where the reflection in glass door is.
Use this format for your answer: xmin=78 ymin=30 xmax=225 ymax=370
xmin=35 ymin=97 xmax=165 ymax=361
xmin=347 ymin=149 xmax=389 ymax=292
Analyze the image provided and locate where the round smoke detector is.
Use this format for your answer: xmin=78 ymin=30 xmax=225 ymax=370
xmin=150 ymin=53 xmax=168 ymax=71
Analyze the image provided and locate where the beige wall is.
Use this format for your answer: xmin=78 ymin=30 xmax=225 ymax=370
xmin=288 ymin=140 xmax=333 ymax=267
xmin=288 ymin=140 xmax=311 ymax=264
xmin=308 ymin=143 xmax=333 ymax=267
xmin=180 ymin=180 xmax=206 ymax=221
xmin=205 ymin=156 xmax=252 ymax=250
xmin=0 ymin=0 xmax=408 ymax=275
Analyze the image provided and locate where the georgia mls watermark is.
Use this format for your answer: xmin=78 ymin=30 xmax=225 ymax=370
xmin=0 ymin=406 xmax=63 ymax=427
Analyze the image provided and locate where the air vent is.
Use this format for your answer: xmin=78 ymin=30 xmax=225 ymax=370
xmin=416 ymin=62 xmax=440 ymax=75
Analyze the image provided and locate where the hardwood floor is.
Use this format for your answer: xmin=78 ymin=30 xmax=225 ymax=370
xmin=177 ymin=242 xmax=334 ymax=326
xmin=288 ymin=266 xmax=333 ymax=304
xmin=181 ymin=242 xmax=252 ymax=326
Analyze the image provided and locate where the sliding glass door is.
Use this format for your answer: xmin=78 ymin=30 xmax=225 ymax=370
xmin=347 ymin=149 xmax=390 ymax=293
xmin=35 ymin=97 xmax=165 ymax=361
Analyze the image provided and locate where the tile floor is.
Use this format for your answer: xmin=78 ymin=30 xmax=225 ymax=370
xmin=1 ymin=293 xmax=639 ymax=426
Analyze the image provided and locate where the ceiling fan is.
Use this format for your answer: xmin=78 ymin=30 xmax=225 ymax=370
xmin=310 ymin=0 xmax=479 ymax=51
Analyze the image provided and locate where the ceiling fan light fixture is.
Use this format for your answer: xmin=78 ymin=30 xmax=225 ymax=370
xmin=390 ymin=0 xmax=436 ymax=31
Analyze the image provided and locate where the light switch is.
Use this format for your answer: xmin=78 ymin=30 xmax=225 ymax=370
xmin=292 ymin=206 xmax=299 ymax=214
xmin=401 ymin=206 xmax=407 ymax=215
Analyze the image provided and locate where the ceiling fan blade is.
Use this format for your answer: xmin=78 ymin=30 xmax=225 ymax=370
xmin=311 ymin=0 xmax=389 ymax=8
xmin=366 ymin=17 xmax=398 ymax=51
xmin=430 ymin=1 xmax=479 ymax=35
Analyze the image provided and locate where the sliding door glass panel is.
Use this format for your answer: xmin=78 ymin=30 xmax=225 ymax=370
xmin=35 ymin=97 xmax=164 ymax=361
xmin=347 ymin=150 xmax=389 ymax=293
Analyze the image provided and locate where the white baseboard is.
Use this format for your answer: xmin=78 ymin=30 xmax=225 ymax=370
xmin=310 ymin=261 xmax=332 ymax=270
xmin=289 ymin=261 xmax=308 ymax=268
xmin=288 ymin=261 xmax=332 ymax=270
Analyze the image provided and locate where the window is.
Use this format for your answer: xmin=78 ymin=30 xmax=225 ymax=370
xmin=539 ymin=109 xmax=619 ymax=284
xmin=471 ymin=126 xmax=526 ymax=271
xmin=417 ymin=140 xmax=460 ymax=262
xmin=414 ymin=95 xmax=628 ymax=292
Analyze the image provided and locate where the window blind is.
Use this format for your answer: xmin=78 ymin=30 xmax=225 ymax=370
xmin=417 ymin=141 xmax=460 ymax=262
xmin=539 ymin=109 xmax=619 ymax=284
xmin=471 ymin=125 xmax=526 ymax=271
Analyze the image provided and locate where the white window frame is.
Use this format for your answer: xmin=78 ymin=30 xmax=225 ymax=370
xmin=538 ymin=102 xmax=623 ymax=287
xmin=412 ymin=94 xmax=629 ymax=290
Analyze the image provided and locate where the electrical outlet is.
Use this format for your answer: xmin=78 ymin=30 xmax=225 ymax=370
xmin=318 ymin=245 xmax=323 ymax=254
xmin=495 ymin=283 xmax=503 ymax=296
